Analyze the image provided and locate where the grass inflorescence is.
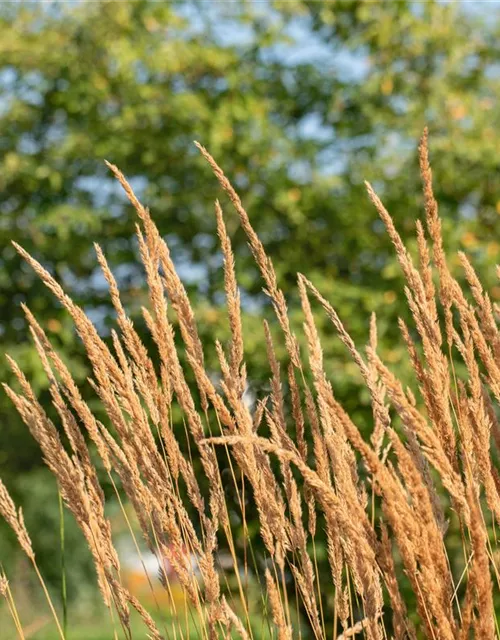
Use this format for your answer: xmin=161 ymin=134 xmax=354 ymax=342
xmin=1 ymin=130 xmax=499 ymax=639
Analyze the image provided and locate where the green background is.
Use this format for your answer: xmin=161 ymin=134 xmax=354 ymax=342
xmin=1 ymin=1 xmax=500 ymax=636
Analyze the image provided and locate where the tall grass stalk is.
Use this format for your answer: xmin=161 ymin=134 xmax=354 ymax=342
xmin=0 ymin=130 xmax=499 ymax=639
xmin=58 ymin=490 xmax=68 ymax=637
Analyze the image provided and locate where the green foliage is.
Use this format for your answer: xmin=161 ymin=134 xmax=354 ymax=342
xmin=2 ymin=0 xmax=500 ymax=618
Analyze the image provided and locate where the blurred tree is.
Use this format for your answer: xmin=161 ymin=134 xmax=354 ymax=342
xmin=1 ymin=0 xmax=500 ymax=613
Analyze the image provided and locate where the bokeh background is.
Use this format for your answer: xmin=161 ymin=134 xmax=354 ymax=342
xmin=2 ymin=0 xmax=500 ymax=636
